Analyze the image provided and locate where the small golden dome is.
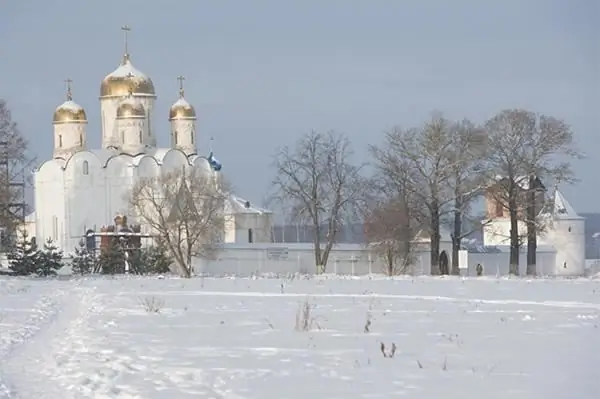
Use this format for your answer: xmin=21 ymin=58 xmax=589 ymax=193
xmin=116 ymin=96 xmax=146 ymax=118
xmin=53 ymin=101 xmax=87 ymax=124
xmin=169 ymin=76 xmax=196 ymax=120
xmin=100 ymin=54 xmax=155 ymax=98
xmin=169 ymin=98 xmax=196 ymax=120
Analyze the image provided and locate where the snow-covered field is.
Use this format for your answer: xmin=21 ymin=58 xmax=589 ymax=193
xmin=0 ymin=275 xmax=599 ymax=399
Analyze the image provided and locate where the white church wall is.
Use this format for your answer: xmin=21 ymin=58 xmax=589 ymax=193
xmin=483 ymin=219 xmax=528 ymax=246
xmin=135 ymin=155 xmax=160 ymax=178
xmin=100 ymin=95 xmax=156 ymax=149
xmin=34 ymin=161 xmax=66 ymax=248
xmin=192 ymin=244 xmax=433 ymax=277
xmin=63 ymin=151 xmax=107 ymax=252
xmin=161 ymin=148 xmax=188 ymax=174
xmin=53 ymin=123 xmax=86 ymax=157
xmin=137 ymin=96 xmax=156 ymax=147
xmin=231 ymin=213 xmax=274 ymax=244
xmin=171 ymin=119 xmax=196 ymax=155
xmin=190 ymin=243 xmax=566 ymax=277
xmin=192 ymin=156 xmax=212 ymax=176
xmin=119 ymin=118 xmax=146 ymax=155
xmin=100 ymin=97 xmax=122 ymax=149
xmin=546 ymin=218 xmax=586 ymax=276
xmin=463 ymin=248 xmax=556 ymax=276
xmin=105 ymin=156 xmax=135 ymax=223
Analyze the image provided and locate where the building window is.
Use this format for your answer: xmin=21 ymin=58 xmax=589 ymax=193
xmin=147 ymin=110 xmax=151 ymax=135
xmin=191 ymin=129 xmax=194 ymax=144
xmin=58 ymin=135 xmax=63 ymax=148
xmin=495 ymin=201 xmax=503 ymax=217
xmin=248 ymin=228 xmax=253 ymax=243
xmin=139 ymin=130 xmax=142 ymax=143
xmin=568 ymin=226 xmax=572 ymax=232
xmin=82 ymin=160 xmax=89 ymax=175
xmin=79 ymin=132 xmax=83 ymax=145
xmin=174 ymin=131 xmax=178 ymax=145
xmin=121 ymin=131 xmax=125 ymax=143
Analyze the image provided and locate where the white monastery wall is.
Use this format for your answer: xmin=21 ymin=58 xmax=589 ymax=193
xmin=34 ymin=161 xmax=66 ymax=248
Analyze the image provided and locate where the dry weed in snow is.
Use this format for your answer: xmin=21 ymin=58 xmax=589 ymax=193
xmin=139 ymin=296 xmax=165 ymax=313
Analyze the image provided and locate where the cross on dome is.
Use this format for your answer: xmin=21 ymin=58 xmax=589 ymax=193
xmin=121 ymin=25 xmax=131 ymax=57
xmin=64 ymin=78 xmax=73 ymax=101
xmin=177 ymin=75 xmax=186 ymax=97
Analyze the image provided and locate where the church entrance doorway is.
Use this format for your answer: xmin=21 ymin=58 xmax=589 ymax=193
xmin=439 ymin=251 xmax=450 ymax=275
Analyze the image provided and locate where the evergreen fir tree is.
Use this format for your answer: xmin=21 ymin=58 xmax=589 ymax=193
xmin=130 ymin=245 xmax=173 ymax=275
xmin=7 ymin=231 xmax=39 ymax=276
xmin=71 ymin=239 xmax=95 ymax=275
xmin=146 ymin=245 xmax=173 ymax=274
xmin=97 ymin=238 xmax=125 ymax=274
xmin=37 ymin=238 xmax=64 ymax=276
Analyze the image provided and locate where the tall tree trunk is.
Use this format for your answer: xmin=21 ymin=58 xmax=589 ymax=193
xmin=508 ymin=195 xmax=520 ymax=276
xmin=451 ymin=196 xmax=462 ymax=275
xmin=401 ymin=198 xmax=412 ymax=274
xmin=430 ymin=203 xmax=441 ymax=275
xmin=526 ymin=175 xmax=537 ymax=276
xmin=313 ymin=225 xmax=323 ymax=274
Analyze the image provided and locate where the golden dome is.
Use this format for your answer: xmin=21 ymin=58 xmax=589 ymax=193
xmin=100 ymin=54 xmax=156 ymax=98
xmin=54 ymin=79 xmax=87 ymax=124
xmin=116 ymin=96 xmax=146 ymax=118
xmin=53 ymin=101 xmax=87 ymax=124
xmin=169 ymin=76 xmax=196 ymax=120
xmin=169 ymin=98 xmax=196 ymax=120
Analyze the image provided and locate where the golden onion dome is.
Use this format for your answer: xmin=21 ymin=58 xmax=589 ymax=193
xmin=169 ymin=98 xmax=196 ymax=120
xmin=100 ymin=54 xmax=156 ymax=98
xmin=53 ymin=101 xmax=87 ymax=124
xmin=116 ymin=95 xmax=146 ymax=118
xmin=53 ymin=82 xmax=87 ymax=124
xmin=169 ymin=76 xmax=196 ymax=120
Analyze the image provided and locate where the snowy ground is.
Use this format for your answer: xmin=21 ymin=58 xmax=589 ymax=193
xmin=0 ymin=275 xmax=599 ymax=399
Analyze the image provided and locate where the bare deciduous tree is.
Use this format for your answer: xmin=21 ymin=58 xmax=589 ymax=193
xmin=271 ymin=131 xmax=364 ymax=274
xmin=0 ymin=100 xmax=35 ymax=235
xmin=375 ymin=115 xmax=456 ymax=275
xmin=446 ymin=119 xmax=488 ymax=275
xmin=368 ymin=140 xmax=425 ymax=275
xmin=128 ymin=167 xmax=228 ymax=277
xmin=484 ymin=109 xmax=580 ymax=276
xmin=363 ymin=197 xmax=422 ymax=275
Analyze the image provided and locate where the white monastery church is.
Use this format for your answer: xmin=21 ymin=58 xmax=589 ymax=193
xmin=26 ymin=28 xmax=273 ymax=253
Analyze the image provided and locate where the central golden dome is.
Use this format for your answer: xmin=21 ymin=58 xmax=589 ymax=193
xmin=100 ymin=54 xmax=155 ymax=98
xmin=116 ymin=96 xmax=146 ymax=118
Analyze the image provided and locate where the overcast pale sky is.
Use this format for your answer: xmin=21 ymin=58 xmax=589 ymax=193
xmin=0 ymin=0 xmax=598 ymax=211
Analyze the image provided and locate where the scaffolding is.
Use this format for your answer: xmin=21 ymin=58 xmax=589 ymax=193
xmin=0 ymin=140 xmax=27 ymax=249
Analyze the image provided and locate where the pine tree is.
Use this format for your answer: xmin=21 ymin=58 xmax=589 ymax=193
xmin=8 ymin=231 xmax=39 ymax=276
xmin=72 ymin=239 xmax=95 ymax=275
xmin=97 ymin=238 xmax=125 ymax=274
xmin=37 ymin=238 xmax=64 ymax=276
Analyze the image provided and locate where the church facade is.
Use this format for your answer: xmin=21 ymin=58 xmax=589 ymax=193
xmin=28 ymin=33 xmax=273 ymax=253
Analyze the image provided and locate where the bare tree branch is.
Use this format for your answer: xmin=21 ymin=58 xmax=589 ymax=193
xmin=270 ymin=131 xmax=365 ymax=273
xmin=371 ymin=113 xmax=456 ymax=275
xmin=128 ymin=168 xmax=229 ymax=277
xmin=483 ymin=109 xmax=581 ymax=275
